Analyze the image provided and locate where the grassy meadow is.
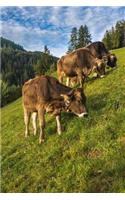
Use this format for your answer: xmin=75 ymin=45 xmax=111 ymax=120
xmin=1 ymin=47 xmax=125 ymax=192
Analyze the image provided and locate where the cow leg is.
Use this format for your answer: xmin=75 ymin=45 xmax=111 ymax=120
xmin=76 ymin=68 xmax=84 ymax=88
xmin=38 ymin=109 xmax=45 ymax=144
xmin=32 ymin=112 xmax=37 ymax=135
xmin=66 ymin=77 xmax=70 ymax=87
xmin=24 ymin=110 xmax=31 ymax=137
xmin=59 ymin=76 xmax=63 ymax=84
xmin=56 ymin=115 xmax=62 ymax=135
xmin=78 ymin=74 xmax=84 ymax=88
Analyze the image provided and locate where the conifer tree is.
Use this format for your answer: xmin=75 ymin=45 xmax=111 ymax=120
xmin=44 ymin=45 xmax=50 ymax=54
xmin=102 ymin=30 xmax=113 ymax=50
xmin=77 ymin=25 xmax=92 ymax=48
xmin=67 ymin=27 xmax=78 ymax=53
xmin=102 ymin=20 xmax=125 ymax=50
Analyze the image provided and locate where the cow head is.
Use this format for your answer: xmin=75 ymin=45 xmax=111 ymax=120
xmin=107 ymin=53 xmax=117 ymax=68
xmin=61 ymin=88 xmax=88 ymax=117
xmin=94 ymin=58 xmax=106 ymax=78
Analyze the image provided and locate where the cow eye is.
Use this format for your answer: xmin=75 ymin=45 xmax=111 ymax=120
xmin=78 ymin=100 xmax=81 ymax=104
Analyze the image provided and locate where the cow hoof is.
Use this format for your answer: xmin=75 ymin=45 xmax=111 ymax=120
xmin=100 ymin=75 xmax=105 ymax=78
xmin=58 ymin=132 xmax=62 ymax=136
xmin=39 ymin=139 xmax=45 ymax=144
xmin=57 ymin=128 xmax=63 ymax=135
xmin=25 ymin=133 xmax=29 ymax=138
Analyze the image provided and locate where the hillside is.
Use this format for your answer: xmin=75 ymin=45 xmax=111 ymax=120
xmin=1 ymin=47 xmax=125 ymax=192
xmin=1 ymin=37 xmax=25 ymax=51
xmin=1 ymin=38 xmax=58 ymax=85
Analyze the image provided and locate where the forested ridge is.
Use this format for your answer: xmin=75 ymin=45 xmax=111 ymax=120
xmin=1 ymin=37 xmax=58 ymax=107
xmin=1 ymin=37 xmax=25 ymax=51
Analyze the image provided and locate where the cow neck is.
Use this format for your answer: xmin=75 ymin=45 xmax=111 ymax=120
xmin=56 ymin=81 xmax=72 ymax=95
xmin=46 ymin=75 xmax=72 ymax=95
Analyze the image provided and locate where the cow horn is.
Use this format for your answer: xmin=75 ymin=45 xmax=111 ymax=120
xmin=68 ymin=89 xmax=74 ymax=96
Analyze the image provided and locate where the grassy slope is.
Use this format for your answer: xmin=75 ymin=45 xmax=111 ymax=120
xmin=1 ymin=47 xmax=125 ymax=193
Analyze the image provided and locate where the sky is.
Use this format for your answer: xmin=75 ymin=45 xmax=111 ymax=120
xmin=0 ymin=6 xmax=125 ymax=57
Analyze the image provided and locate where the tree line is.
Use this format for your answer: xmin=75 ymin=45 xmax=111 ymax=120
xmin=102 ymin=20 xmax=125 ymax=50
xmin=1 ymin=37 xmax=25 ymax=51
xmin=67 ymin=25 xmax=92 ymax=53
xmin=67 ymin=20 xmax=125 ymax=52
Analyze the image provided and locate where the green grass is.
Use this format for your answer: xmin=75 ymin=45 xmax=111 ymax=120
xmin=1 ymin=47 xmax=125 ymax=192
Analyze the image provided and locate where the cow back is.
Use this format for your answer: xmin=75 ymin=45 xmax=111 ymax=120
xmin=86 ymin=41 xmax=109 ymax=59
xmin=22 ymin=76 xmax=72 ymax=109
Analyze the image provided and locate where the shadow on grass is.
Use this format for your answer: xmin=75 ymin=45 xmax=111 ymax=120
xmin=47 ymin=112 xmax=76 ymax=136
xmin=85 ymin=67 xmax=117 ymax=85
xmin=88 ymin=92 xmax=109 ymax=113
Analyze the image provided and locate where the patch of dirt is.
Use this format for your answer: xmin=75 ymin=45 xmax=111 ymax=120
xmin=86 ymin=149 xmax=103 ymax=159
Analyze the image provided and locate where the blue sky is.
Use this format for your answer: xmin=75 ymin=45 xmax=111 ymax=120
xmin=1 ymin=6 xmax=125 ymax=57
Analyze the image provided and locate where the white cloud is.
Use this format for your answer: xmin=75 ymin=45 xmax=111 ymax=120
xmin=1 ymin=6 xmax=125 ymax=56
xmin=1 ymin=19 xmax=59 ymax=51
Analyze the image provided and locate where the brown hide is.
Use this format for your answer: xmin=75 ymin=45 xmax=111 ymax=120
xmin=86 ymin=41 xmax=109 ymax=59
xmin=58 ymin=48 xmax=96 ymax=77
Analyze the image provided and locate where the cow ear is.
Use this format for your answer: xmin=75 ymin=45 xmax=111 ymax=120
xmin=94 ymin=58 xmax=100 ymax=66
xmin=74 ymin=89 xmax=82 ymax=99
xmin=93 ymin=65 xmax=97 ymax=71
xmin=60 ymin=94 xmax=71 ymax=105
xmin=102 ymin=55 xmax=108 ymax=62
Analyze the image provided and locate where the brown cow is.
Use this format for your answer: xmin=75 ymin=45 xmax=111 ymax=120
xmin=86 ymin=41 xmax=117 ymax=68
xmin=22 ymin=75 xmax=87 ymax=143
xmin=57 ymin=48 xmax=105 ymax=88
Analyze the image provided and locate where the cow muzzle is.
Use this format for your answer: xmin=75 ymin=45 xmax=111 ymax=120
xmin=100 ymin=75 xmax=105 ymax=78
xmin=77 ymin=112 xmax=88 ymax=118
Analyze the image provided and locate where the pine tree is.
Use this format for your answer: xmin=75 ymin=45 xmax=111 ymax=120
xmin=44 ymin=45 xmax=50 ymax=54
xmin=115 ymin=21 xmax=125 ymax=48
xmin=77 ymin=25 xmax=92 ymax=48
xmin=111 ymin=27 xmax=118 ymax=49
xmin=67 ymin=27 xmax=78 ymax=53
xmin=102 ymin=20 xmax=125 ymax=50
xmin=102 ymin=30 xmax=113 ymax=50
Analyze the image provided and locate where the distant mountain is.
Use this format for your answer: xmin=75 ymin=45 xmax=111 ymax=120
xmin=1 ymin=37 xmax=26 ymax=51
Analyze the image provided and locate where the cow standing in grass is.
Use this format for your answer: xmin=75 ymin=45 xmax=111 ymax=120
xmin=22 ymin=75 xmax=87 ymax=144
xmin=57 ymin=48 xmax=106 ymax=88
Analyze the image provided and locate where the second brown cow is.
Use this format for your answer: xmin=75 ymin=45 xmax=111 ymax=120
xmin=57 ymin=48 xmax=106 ymax=87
